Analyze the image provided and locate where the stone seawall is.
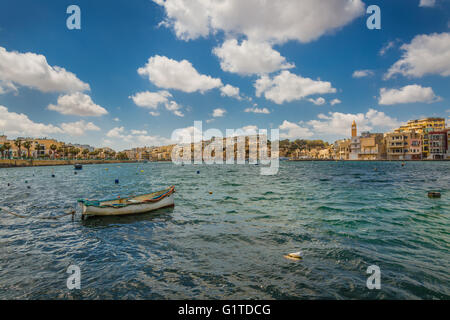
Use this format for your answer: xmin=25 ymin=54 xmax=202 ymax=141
xmin=0 ymin=159 xmax=138 ymax=168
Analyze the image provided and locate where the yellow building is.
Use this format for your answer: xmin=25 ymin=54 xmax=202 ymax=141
xmin=394 ymin=118 xmax=446 ymax=158
xmin=385 ymin=131 xmax=422 ymax=160
xmin=336 ymin=139 xmax=351 ymax=160
xmin=359 ymin=133 xmax=386 ymax=160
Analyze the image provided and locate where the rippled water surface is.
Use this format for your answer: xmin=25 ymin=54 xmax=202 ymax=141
xmin=0 ymin=161 xmax=449 ymax=299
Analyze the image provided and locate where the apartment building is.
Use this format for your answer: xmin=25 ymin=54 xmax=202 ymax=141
xmin=359 ymin=132 xmax=386 ymax=160
xmin=428 ymin=130 xmax=448 ymax=160
xmin=394 ymin=117 xmax=445 ymax=158
xmin=386 ymin=131 xmax=423 ymax=160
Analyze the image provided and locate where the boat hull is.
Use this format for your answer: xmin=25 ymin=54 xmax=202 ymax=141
xmin=81 ymin=193 xmax=174 ymax=217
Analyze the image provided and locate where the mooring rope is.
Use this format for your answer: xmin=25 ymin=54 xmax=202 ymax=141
xmin=0 ymin=207 xmax=76 ymax=220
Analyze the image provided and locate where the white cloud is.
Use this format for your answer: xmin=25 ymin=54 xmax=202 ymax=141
xmin=0 ymin=105 xmax=63 ymax=137
xmin=308 ymin=97 xmax=326 ymax=106
xmin=220 ymin=84 xmax=241 ymax=99
xmin=131 ymin=130 xmax=148 ymax=135
xmin=379 ymin=41 xmax=397 ymax=56
xmin=130 ymin=90 xmax=184 ymax=116
xmin=330 ymin=98 xmax=342 ymax=106
xmin=137 ymin=55 xmax=222 ymax=93
xmin=165 ymin=100 xmax=184 ymax=117
xmin=307 ymin=109 xmax=401 ymax=138
xmin=113 ymin=117 xmax=120 ymax=122
xmin=279 ymin=120 xmax=313 ymax=139
xmin=171 ymin=125 xmax=203 ymax=143
xmin=47 ymin=92 xmax=108 ymax=116
xmin=60 ymin=120 xmax=101 ymax=136
xmin=0 ymin=105 xmax=101 ymax=138
xmin=105 ymin=126 xmax=172 ymax=150
xmin=255 ymin=71 xmax=336 ymax=104
xmin=352 ymin=69 xmax=374 ymax=78
xmin=212 ymin=108 xmax=226 ymax=117
xmin=379 ymin=84 xmax=440 ymax=105
xmin=129 ymin=90 xmax=172 ymax=109
xmin=0 ymin=46 xmax=89 ymax=93
xmin=244 ymin=107 xmax=270 ymax=114
xmin=154 ymin=0 xmax=365 ymax=44
xmin=385 ymin=32 xmax=450 ymax=79
xmin=213 ymin=39 xmax=294 ymax=75
xmin=0 ymin=81 xmax=17 ymax=95
xmin=419 ymin=0 xmax=436 ymax=7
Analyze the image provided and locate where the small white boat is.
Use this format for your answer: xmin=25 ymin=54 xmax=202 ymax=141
xmin=78 ymin=186 xmax=175 ymax=218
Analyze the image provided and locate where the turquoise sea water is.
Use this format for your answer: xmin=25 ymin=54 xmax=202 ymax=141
xmin=0 ymin=161 xmax=449 ymax=299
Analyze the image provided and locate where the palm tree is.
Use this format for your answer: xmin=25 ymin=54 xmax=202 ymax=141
xmin=3 ymin=142 xmax=12 ymax=159
xmin=14 ymin=138 xmax=22 ymax=159
xmin=50 ymin=144 xmax=57 ymax=159
xmin=82 ymin=148 xmax=89 ymax=159
xmin=23 ymin=141 xmax=32 ymax=158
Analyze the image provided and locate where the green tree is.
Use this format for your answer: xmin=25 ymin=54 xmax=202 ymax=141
xmin=23 ymin=141 xmax=32 ymax=158
xmin=14 ymin=138 xmax=23 ymax=158
xmin=3 ymin=142 xmax=12 ymax=159
xmin=50 ymin=144 xmax=58 ymax=159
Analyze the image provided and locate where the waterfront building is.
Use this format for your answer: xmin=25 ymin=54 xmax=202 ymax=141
xmin=336 ymin=139 xmax=351 ymax=160
xmin=359 ymin=132 xmax=386 ymax=160
xmin=349 ymin=120 xmax=360 ymax=160
xmin=428 ymin=130 xmax=448 ymax=160
xmin=394 ymin=117 xmax=446 ymax=158
xmin=447 ymin=130 xmax=450 ymax=159
xmin=385 ymin=131 xmax=422 ymax=160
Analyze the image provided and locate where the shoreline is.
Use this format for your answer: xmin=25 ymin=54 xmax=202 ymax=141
xmin=1 ymin=158 xmax=448 ymax=168
xmin=0 ymin=159 xmax=139 ymax=168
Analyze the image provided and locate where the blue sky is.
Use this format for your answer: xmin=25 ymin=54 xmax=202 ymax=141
xmin=0 ymin=0 xmax=449 ymax=150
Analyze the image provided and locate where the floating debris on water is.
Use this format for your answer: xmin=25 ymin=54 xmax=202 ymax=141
xmin=115 ymin=179 xmax=119 ymax=184
xmin=428 ymin=192 xmax=441 ymax=198
xmin=284 ymin=251 xmax=303 ymax=261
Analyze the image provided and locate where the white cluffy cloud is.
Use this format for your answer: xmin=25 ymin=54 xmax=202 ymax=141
xmin=213 ymin=39 xmax=294 ymax=75
xmin=129 ymin=90 xmax=184 ymax=117
xmin=105 ymin=126 xmax=172 ymax=150
xmin=307 ymin=109 xmax=401 ymax=138
xmin=379 ymin=84 xmax=440 ymax=105
xmin=154 ymin=0 xmax=365 ymax=44
xmin=0 ymin=106 xmax=100 ymax=137
xmin=330 ymin=98 xmax=342 ymax=106
xmin=0 ymin=46 xmax=89 ymax=94
xmin=279 ymin=120 xmax=313 ymax=139
xmin=352 ymin=69 xmax=374 ymax=78
xmin=244 ymin=107 xmax=270 ymax=114
xmin=130 ymin=90 xmax=172 ymax=109
xmin=47 ymin=92 xmax=108 ymax=116
xmin=308 ymin=97 xmax=326 ymax=106
xmin=60 ymin=120 xmax=101 ymax=136
xmin=137 ymin=55 xmax=222 ymax=93
xmin=220 ymin=84 xmax=241 ymax=100
xmin=212 ymin=108 xmax=226 ymax=117
xmin=419 ymin=0 xmax=436 ymax=7
xmin=255 ymin=71 xmax=336 ymax=104
xmin=385 ymin=32 xmax=450 ymax=79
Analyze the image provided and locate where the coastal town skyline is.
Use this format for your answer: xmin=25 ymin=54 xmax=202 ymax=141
xmin=1 ymin=115 xmax=448 ymax=161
